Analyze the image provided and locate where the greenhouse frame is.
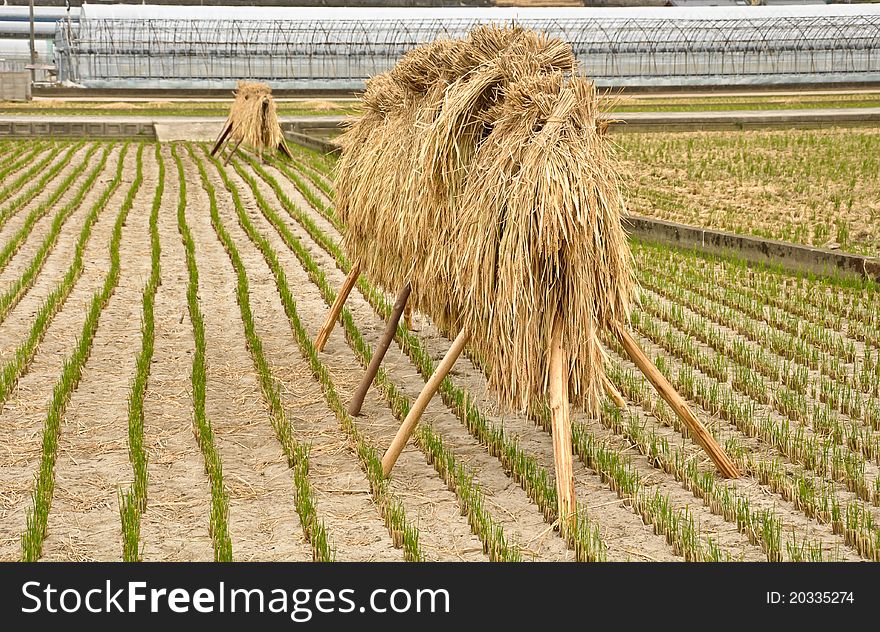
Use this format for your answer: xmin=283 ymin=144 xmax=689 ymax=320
xmin=53 ymin=5 xmax=880 ymax=89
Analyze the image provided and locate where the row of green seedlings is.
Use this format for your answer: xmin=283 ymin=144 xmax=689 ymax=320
xmin=637 ymin=248 xmax=860 ymax=374
xmin=190 ymin=146 xmax=424 ymax=561
xmin=598 ymin=362 xmax=836 ymax=562
xmin=0 ymin=143 xmax=97 ymax=276
xmin=637 ymin=243 xmax=880 ymax=394
xmin=119 ymin=143 xmax=163 ymax=561
xmin=0 ymin=143 xmax=120 ymax=409
xmin=217 ymin=152 xmax=527 ymax=561
xmin=21 ymin=143 xmax=143 ymax=561
xmin=169 ymin=145 xmax=233 ymax=561
xmin=0 ymin=141 xmax=48 ymax=184
xmin=214 ymin=147 xmax=528 ymax=561
xmin=604 ymin=352 xmax=858 ymax=561
xmin=624 ymin=308 xmax=878 ymax=504
xmin=0 ymin=141 xmax=60 ymax=211
xmin=603 ymin=326 xmax=880 ymax=560
xmin=631 ymin=297 xmax=880 ymax=467
xmin=235 ymin=150 xmax=607 ymax=560
xmin=249 ymin=148 xmax=751 ymax=563
xmin=639 ymin=261 xmax=880 ymax=440
xmin=189 ymin=147 xmax=334 ymax=561
xmin=0 ymin=142 xmax=81 ymax=232
xmin=643 ymin=247 xmax=880 ymax=395
xmin=0 ymin=144 xmax=109 ymax=322
xmin=641 ymin=238 xmax=880 ymax=337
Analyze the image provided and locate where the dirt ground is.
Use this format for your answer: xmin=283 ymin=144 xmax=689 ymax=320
xmin=0 ymin=138 xmax=876 ymax=562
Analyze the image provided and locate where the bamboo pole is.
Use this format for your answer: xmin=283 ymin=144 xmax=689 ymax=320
xmin=315 ymin=261 xmax=361 ymax=352
xmin=614 ymin=325 xmax=740 ymax=478
xmin=223 ymin=135 xmax=244 ymax=166
xmin=210 ymin=120 xmax=234 ymax=157
xmin=382 ymin=328 xmax=471 ymax=477
xmin=348 ymin=282 xmax=412 ymax=416
xmin=601 ymin=373 xmax=628 ymax=410
xmin=549 ymin=314 xmax=576 ymax=533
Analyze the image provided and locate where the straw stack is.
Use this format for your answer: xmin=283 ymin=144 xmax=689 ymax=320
xmin=335 ymin=26 xmax=634 ymax=415
xmin=222 ymin=81 xmax=290 ymax=155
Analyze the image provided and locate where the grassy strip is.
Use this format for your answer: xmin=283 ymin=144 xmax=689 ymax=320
xmin=189 ymin=146 xmax=334 ymax=562
xmin=20 ymin=143 xmax=144 ymax=561
xmin=0 ymin=142 xmax=81 ymax=231
xmin=0 ymin=144 xmax=107 ymax=323
xmin=0 ymin=143 xmax=125 ymax=409
xmin=118 ymin=143 xmax=163 ymax=561
xmin=170 ymin=145 xmax=233 ymax=561
xmin=197 ymin=148 xmax=423 ymax=561
xmin=234 ymin=153 xmax=605 ymax=560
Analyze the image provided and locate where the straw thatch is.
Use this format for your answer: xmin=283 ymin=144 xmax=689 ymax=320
xmin=218 ymin=81 xmax=291 ymax=156
xmin=335 ymin=25 xmax=634 ymax=415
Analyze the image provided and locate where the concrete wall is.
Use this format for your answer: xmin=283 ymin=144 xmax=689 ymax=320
xmin=0 ymin=119 xmax=154 ymax=138
xmin=0 ymin=71 xmax=30 ymax=101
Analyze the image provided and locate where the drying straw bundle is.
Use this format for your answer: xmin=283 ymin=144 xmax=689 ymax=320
xmin=335 ymin=25 xmax=634 ymax=415
xmin=212 ymin=81 xmax=292 ymax=158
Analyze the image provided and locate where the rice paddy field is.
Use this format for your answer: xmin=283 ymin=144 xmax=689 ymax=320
xmin=0 ymin=135 xmax=878 ymax=563
xmin=619 ymin=127 xmax=880 ymax=256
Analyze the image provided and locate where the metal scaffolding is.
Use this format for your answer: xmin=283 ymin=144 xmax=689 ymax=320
xmin=56 ymin=13 xmax=880 ymax=88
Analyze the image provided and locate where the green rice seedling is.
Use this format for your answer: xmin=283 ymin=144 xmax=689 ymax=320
xmin=0 ymin=142 xmax=83 ymax=231
xmin=0 ymin=142 xmax=48 ymax=184
xmin=0 ymin=144 xmax=109 ymax=324
xmin=0 ymin=142 xmax=65 ymax=212
xmin=0 ymin=143 xmax=100 ymax=276
xmin=190 ymin=146 xmax=333 ymax=562
xmin=20 ymin=143 xmax=144 ymax=562
xmin=170 ymin=145 xmax=233 ymax=562
xmin=118 ymin=143 xmax=164 ymax=561
xmin=0 ymin=143 xmax=124 ymax=411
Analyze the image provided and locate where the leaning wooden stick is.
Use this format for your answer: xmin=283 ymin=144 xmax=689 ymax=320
xmin=549 ymin=315 xmax=576 ymax=530
xmin=348 ymin=282 xmax=412 ymax=416
xmin=315 ymin=261 xmax=361 ymax=352
xmin=210 ymin=120 xmax=234 ymax=157
xmin=223 ymin=135 xmax=244 ymax=166
xmin=382 ymin=328 xmax=471 ymax=476
xmin=614 ymin=325 xmax=740 ymax=478
xmin=601 ymin=372 xmax=628 ymax=410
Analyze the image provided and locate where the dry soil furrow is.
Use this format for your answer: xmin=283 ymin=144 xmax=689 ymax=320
xmin=139 ymin=145 xmax=214 ymax=561
xmin=0 ymin=145 xmax=136 ymax=561
xmin=204 ymin=157 xmax=402 ymax=562
xmin=225 ymin=158 xmax=487 ymax=562
xmin=180 ymin=148 xmax=312 ymax=562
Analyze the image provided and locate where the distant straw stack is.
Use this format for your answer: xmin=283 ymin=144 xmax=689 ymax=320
xmin=218 ymin=81 xmax=291 ymax=157
xmin=335 ymin=25 xmax=634 ymax=415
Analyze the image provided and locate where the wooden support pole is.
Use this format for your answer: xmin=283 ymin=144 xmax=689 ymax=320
xmin=348 ymin=282 xmax=412 ymax=417
xmin=224 ymin=135 xmax=244 ymax=166
xmin=315 ymin=261 xmax=361 ymax=352
xmin=382 ymin=328 xmax=471 ymax=477
xmin=601 ymin=372 xmax=628 ymax=410
xmin=614 ymin=325 xmax=740 ymax=478
xmin=210 ymin=120 xmax=234 ymax=157
xmin=549 ymin=315 xmax=577 ymax=532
